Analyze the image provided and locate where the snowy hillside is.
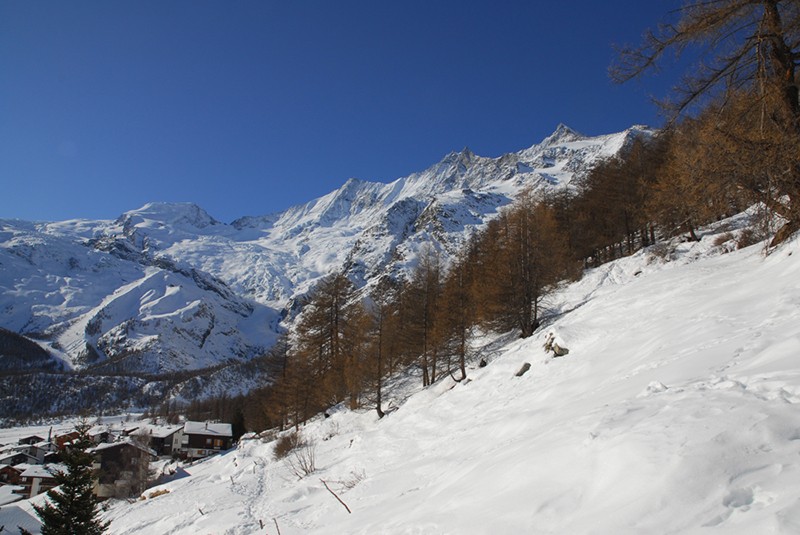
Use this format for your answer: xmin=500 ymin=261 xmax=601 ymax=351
xmin=0 ymin=222 xmax=274 ymax=374
xmin=0 ymin=124 xmax=649 ymax=415
xmin=91 ymin=217 xmax=800 ymax=534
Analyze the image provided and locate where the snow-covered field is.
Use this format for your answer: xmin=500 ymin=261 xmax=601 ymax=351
xmin=64 ymin=220 xmax=796 ymax=534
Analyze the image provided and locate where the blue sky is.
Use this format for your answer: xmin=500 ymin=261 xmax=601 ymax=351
xmin=1 ymin=1 xmax=681 ymax=223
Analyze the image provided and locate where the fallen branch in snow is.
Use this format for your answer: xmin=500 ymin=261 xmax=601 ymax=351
xmin=320 ymin=479 xmax=352 ymax=514
xmin=273 ymin=518 xmax=281 ymax=534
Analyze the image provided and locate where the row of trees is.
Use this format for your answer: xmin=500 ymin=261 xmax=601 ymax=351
xmin=555 ymin=115 xmax=753 ymax=270
xmin=563 ymin=0 xmax=800 ymax=265
xmin=257 ymin=188 xmax=579 ymax=429
xmin=612 ymin=0 xmax=800 ymax=245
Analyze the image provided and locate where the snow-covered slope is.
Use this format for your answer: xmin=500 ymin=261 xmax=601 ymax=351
xmin=0 ymin=221 xmax=273 ymax=375
xmin=99 ymin=219 xmax=800 ymax=534
xmin=0 ymin=125 xmax=649 ymax=414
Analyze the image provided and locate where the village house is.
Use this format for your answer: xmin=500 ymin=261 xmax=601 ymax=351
xmin=180 ymin=421 xmax=233 ymax=460
xmin=0 ymin=463 xmax=25 ymax=485
xmin=54 ymin=430 xmax=80 ymax=449
xmin=0 ymin=451 xmax=36 ymax=467
xmin=141 ymin=425 xmax=183 ymax=457
xmin=16 ymin=435 xmax=44 ymax=446
xmin=18 ymin=464 xmax=61 ymax=498
xmin=91 ymin=440 xmax=156 ymax=499
xmin=88 ymin=425 xmax=112 ymax=444
xmin=28 ymin=440 xmax=58 ymax=463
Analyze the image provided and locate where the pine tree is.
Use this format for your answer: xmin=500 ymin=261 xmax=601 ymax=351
xmin=32 ymin=423 xmax=109 ymax=535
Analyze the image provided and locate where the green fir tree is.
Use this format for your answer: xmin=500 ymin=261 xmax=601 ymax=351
xmin=31 ymin=423 xmax=109 ymax=535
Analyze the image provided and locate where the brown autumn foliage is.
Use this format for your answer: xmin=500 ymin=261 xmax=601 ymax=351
xmin=471 ymin=188 xmax=576 ymax=338
xmin=612 ymin=0 xmax=800 ymax=244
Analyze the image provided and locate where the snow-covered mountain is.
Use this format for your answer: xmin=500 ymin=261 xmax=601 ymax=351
xmin=0 ymin=124 xmax=649 ymax=415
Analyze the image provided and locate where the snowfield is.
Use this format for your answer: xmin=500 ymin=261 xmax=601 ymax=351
xmin=94 ymin=220 xmax=800 ymax=534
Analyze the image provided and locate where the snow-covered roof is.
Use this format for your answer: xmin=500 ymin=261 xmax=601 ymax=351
xmin=139 ymin=424 xmax=183 ymax=439
xmin=9 ymin=462 xmax=33 ymax=473
xmin=183 ymin=421 xmax=232 ymax=437
xmin=1 ymin=451 xmax=39 ymax=465
xmin=0 ymin=484 xmax=23 ymax=506
xmin=0 ymin=452 xmax=23 ymax=464
xmin=0 ymin=505 xmax=39 ymax=533
xmin=20 ymin=464 xmax=60 ymax=479
xmin=90 ymin=438 xmax=156 ymax=457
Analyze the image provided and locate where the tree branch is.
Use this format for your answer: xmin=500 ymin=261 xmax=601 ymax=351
xmin=320 ymin=479 xmax=352 ymax=514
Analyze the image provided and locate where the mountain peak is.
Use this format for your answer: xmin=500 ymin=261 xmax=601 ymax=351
xmin=118 ymin=202 xmax=220 ymax=230
xmin=441 ymin=146 xmax=475 ymax=165
xmin=540 ymin=123 xmax=583 ymax=146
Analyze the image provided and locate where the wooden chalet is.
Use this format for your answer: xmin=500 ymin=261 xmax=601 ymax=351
xmin=54 ymin=430 xmax=80 ymax=449
xmin=180 ymin=421 xmax=233 ymax=460
xmin=0 ymin=463 xmax=24 ymax=485
xmin=19 ymin=464 xmax=61 ymax=498
xmin=90 ymin=440 xmax=156 ymax=499
xmin=16 ymin=435 xmax=44 ymax=446
xmin=0 ymin=451 xmax=36 ymax=467
xmin=142 ymin=425 xmax=183 ymax=457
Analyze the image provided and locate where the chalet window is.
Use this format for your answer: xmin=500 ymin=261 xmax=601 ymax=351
xmin=205 ymin=438 xmax=212 ymax=446
xmin=213 ymin=439 xmax=224 ymax=449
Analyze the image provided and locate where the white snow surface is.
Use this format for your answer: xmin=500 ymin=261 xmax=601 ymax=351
xmin=97 ymin=225 xmax=800 ymax=534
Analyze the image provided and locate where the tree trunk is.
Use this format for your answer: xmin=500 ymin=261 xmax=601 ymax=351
xmin=687 ymin=220 xmax=699 ymax=242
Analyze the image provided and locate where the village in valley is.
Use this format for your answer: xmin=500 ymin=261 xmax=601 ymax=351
xmin=0 ymin=416 xmax=233 ymax=529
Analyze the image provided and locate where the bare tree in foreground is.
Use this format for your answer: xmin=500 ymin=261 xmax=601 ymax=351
xmin=613 ymin=0 xmax=800 ymax=245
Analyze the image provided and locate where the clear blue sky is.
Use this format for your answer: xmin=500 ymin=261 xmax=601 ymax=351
xmin=1 ymin=1 xmax=681 ymax=223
